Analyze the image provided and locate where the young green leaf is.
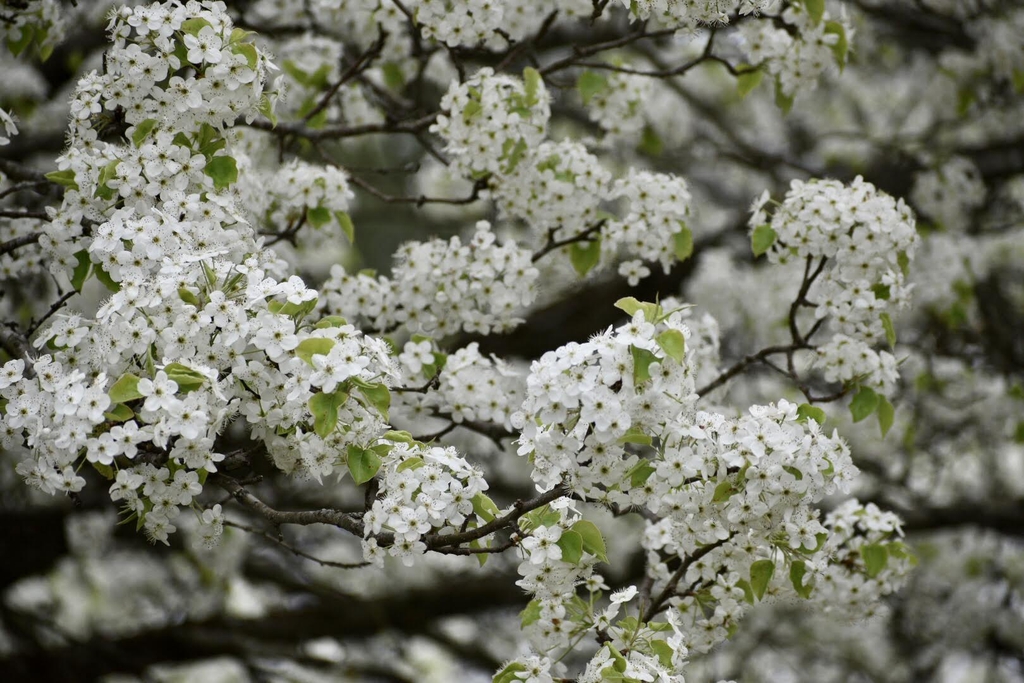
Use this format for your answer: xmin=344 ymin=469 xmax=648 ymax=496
xmin=750 ymin=559 xmax=775 ymax=600
xmin=204 ymin=155 xmax=238 ymax=190
xmin=569 ymin=237 xmax=602 ymax=277
xmin=631 ymin=344 xmax=660 ymax=384
xmin=751 ymin=224 xmax=777 ymax=257
xmin=860 ymin=543 xmax=889 ymax=577
xmin=577 ymin=70 xmax=609 ymax=105
xmin=877 ymin=395 xmax=895 ymax=437
xmin=673 ymin=223 xmax=694 ymax=261
xmin=571 ymin=520 xmax=609 ymax=563
xmin=790 ymin=559 xmax=813 ymax=598
xmin=736 ymin=68 xmax=764 ymax=97
xmin=108 ymin=373 xmax=143 ymax=404
xmin=296 ymin=338 xmax=336 ymax=365
xmin=557 ymin=529 xmax=584 ymax=564
xmin=655 ymin=329 xmax=686 ymax=363
xmin=346 ymin=445 xmax=382 ymax=485
xmin=796 ymin=403 xmax=826 ymax=425
xmin=849 ymin=386 xmax=880 ymax=423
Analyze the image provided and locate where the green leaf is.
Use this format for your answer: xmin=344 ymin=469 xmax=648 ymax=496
xmin=860 ymin=543 xmax=889 ymax=578
xmin=71 ymin=250 xmax=91 ymax=292
xmin=804 ymin=0 xmax=825 ymax=24
xmin=494 ymin=662 xmax=528 ymax=683
xmin=95 ymin=160 xmax=120 ymax=201
xmin=181 ymin=17 xmax=213 ymax=36
xmin=713 ymin=479 xmax=737 ymax=502
xmin=577 ymin=70 xmax=609 ymax=105
xmin=618 ymin=427 xmax=652 ymax=446
xmin=897 ymin=250 xmax=911 ymax=276
xmin=104 ymin=403 xmax=135 ymax=422
xmin=45 ymin=169 xmax=79 ymax=190
xmin=335 ymin=211 xmax=355 ymax=243
xmin=8 ymin=25 xmax=35 ymax=57
xmin=638 ymin=125 xmax=663 ymax=157
xmin=629 ymin=460 xmax=656 ymax=487
xmin=782 ymin=465 xmax=804 ymax=481
xmin=523 ymin=67 xmax=542 ymax=106
xmin=500 ymin=136 xmax=528 ymax=174
xmin=306 ymin=206 xmax=331 ymax=228
xmin=614 ymin=297 xmax=661 ymax=323
xmin=790 ymin=559 xmax=813 ymax=598
xmin=774 ymin=78 xmax=795 ymax=114
xmin=655 ymin=329 xmax=686 ymax=364
xmin=736 ymin=68 xmax=764 ymax=97
xmin=650 ymin=640 xmax=674 ymax=669
xmin=824 ymin=21 xmax=849 ymax=70
xmin=357 ymin=382 xmax=391 ymax=421
xmin=520 ymin=599 xmax=542 ymax=627
xmin=877 ymin=395 xmax=895 ymax=438
xmin=472 ymin=493 xmax=500 ymax=523
xmin=309 ymin=390 xmax=346 ymax=438
xmin=164 ymin=362 xmax=206 ymax=393
xmin=178 ymin=287 xmax=200 ymax=307
xmin=91 ymin=461 xmax=115 ymax=480
xmin=569 ymin=237 xmax=602 ymax=277
xmin=571 ymin=520 xmax=608 ymax=562
xmin=749 ymin=559 xmax=775 ymax=600
xmin=630 ymin=344 xmax=660 ymax=384
xmin=673 ymin=223 xmax=694 ymax=261
xmin=93 ymin=263 xmax=121 ymax=292
xmin=736 ymin=578 xmax=755 ymax=604
xmin=556 ymin=530 xmax=584 ymax=565
xmin=296 ymin=338 xmax=336 ymax=366
xmin=849 ymin=386 xmax=880 ymax=423
xmin=108 ymin=373 xmax=143 ymax=404
xmin=131 ymin=119 xmax=158 ymax=147
xmin=796 ymin=403 xmax=826 ymax=425
xmin=881 ymin=312 xmax=897 ymax=348
xmin=383 ymin=430 xmax=415 ymax=444
xmin=751 ymin=224 xmax=777 ymax=257
xmin=258 ymin=94 xmax=278 ymax=128
xmin=231 ymin=42 xmax=259 ymax=70
xmin=204 ymin=155 xmax=237 ymax=190
xmin=346 ymin=444 xmax=382 ymax=485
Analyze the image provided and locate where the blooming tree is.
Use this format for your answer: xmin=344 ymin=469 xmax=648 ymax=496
xmin=1 ymin=1 xmax=1022 ymax=682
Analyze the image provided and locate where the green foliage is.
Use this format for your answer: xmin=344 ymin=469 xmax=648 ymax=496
xmin=749 ymin=559 xmax=775 ymax=600
xmin=577 ymin=70 xmax=609 ymax=105
xmin=850 ymin=386 xmax=880 ymax=423
xmin=569 ymin=237 xmax=602 ymax=277
xmin=108 ymin=373 xmax=143 ymax=404
xmin=346 ymin=445 xmax=382 ymax=485
xmin=751 ymin=224 xmax=777 ymax=256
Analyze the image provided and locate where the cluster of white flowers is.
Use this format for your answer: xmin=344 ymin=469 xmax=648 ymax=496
xmin=0 ymin=107 xmax=17 ymax=145
xmin=506 ymin=300 xmax=913 ymax=674
xmin=266 ymin=31 xmax=385 ymax=128
xmin=813 ymin=500 xmax=915 ymax=617
xmin=738 ymin=1 xmax=850 ymax=100
xmin=911 ymin=156 xmax=986 ymax=233
xmin=254 ymin=158 xmax=355 ymax=248
xmin=1 ymin=0 xmax=65 ymax=60
xmin=813 ymin=335 xmax=900 ymax=396
xmin=581 ymin=70 xmax=652 ymax=145
xmin=41 ymin=0 xmax=278 ymax=280
xmin=435 ymin=69 xmax=695 ymax=281
xmin=363 ymin=443 xmax=488 ymax=566
xmin=606 ymin=169 xmax=693 ymax=273
xmin=622 ymin=0 xmax=771 ymax=26
xmin=431 ymin=67 xmax=551 ymax=178
xmin=751 ymin=176 xmax=917 ymax=392
xmin=968 ymin=8 xmax=1024 ymax=86
xmin=413 ymin=0 xmax=504 ymax=48
xmin=494 ymin=140 xmax=612 ymax=243
xmin=395 ymin=340 xmax=525 ymax=430
xmin=514 ymin=301 xmax=699 ymax=496
xmin=320 ymin=221 xmax=539 ymax=336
